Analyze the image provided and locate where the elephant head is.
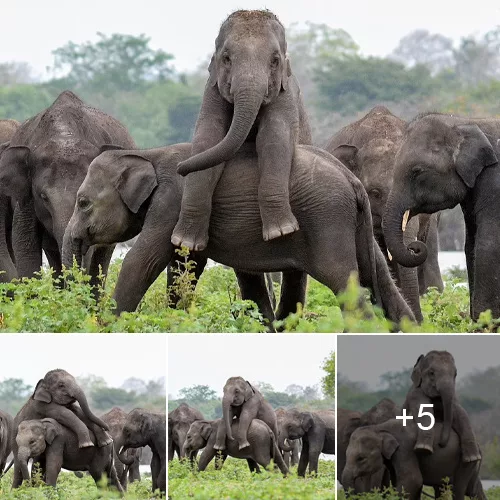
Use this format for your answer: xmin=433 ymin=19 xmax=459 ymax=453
xmin=33 ymin=369 xmax=109 ymax=431
xmin=341 ymin=426 xmax=396 ymax=493
xmin=182 ymin=420 xmax=214 ymax=456
xmin=117 ymin=409 xmax=153 ymax=465
xmin=16 ymin=419 xmax=59 ymax=482
xmin=177 ymin=10 xmax=291 ymax=176
xmin=411 ymin=350 xmax=457 ymax=447
xmin=277 ymin=409 xmax=312 ymax=453
xmin=62 ymin=149 xmax=158 ymax=268
xmin=383 ymin=114 xmax=498 ymax=268
xmin=222 ymin=377 xmax=256 ymax=441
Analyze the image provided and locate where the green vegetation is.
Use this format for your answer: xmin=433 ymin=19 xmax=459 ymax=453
xmin=168 ymin=457 xmax=335 ymax=500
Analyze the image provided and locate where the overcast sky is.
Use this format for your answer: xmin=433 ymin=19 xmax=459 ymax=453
xmin=0 ymin=334 xmax=165 ymax=387
xmin=168 ymin=334 xmax=335 ymax=398
xmin=2 ymin=0 xmax=499 ymax=79
xmin=338 ymin=335 xmax=500 ymax=390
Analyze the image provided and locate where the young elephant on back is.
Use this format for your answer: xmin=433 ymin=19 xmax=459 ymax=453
xmin=404 ymin=350 xmax=480 ymax=463
xmin=173 ymin=9 xmax=312 ymax=250
xmin=183 ymin=418 xmax=288 ymax=475
xmin=15 ymin=418 xmax=122 ymax=491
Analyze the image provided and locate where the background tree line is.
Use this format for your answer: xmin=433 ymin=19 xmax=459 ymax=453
xmin=2 ymin=25 xmax=499 ymax=250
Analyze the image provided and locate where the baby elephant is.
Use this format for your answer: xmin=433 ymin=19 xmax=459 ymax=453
xmin=183 ymin=418 xmax=288 ymax=475
xmin=15 ymin=418 xmax=123 ymax=491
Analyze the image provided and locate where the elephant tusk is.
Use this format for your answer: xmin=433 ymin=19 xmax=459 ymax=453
xmin=387 ymin=250 xmax=392 ymax=261
xmin=118 ymin=446 xmax=124 ymax=454
xmin=402 ymin=210 xmax=410 ymax=232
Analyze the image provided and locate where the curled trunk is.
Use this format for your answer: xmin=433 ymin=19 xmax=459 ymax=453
xmin=278 ymin=432 xmax=293 ymax=453
xmin=74 ymin=388 xmax=109 ymax=431
xmin=116 ymin=437 xmax=134 ymax=466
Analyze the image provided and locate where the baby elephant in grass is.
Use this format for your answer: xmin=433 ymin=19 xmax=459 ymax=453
xmin=183 ymin=418 xmax=288 ymax=475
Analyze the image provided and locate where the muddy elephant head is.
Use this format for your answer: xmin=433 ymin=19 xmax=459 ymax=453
xmin=383 ymin=114 xmax=498 ymax=268
xmin=62 ymin=150 xmax=158 ymax=268
xmin=177 ymin=9 xmax=291 ymax=175
xmin=117 ymin=409 xmax=154 ymax=465
xmin=182 ymin=420 xmax=213 ymax=456
xmin=411 ymin=350 xmax=457 ymax=447
xmin=16 ymin=419 xmax=59 ymax=482
xmin=342 ymin=426 xmax=396 ymax=493
xmin=277 ymin=409 xmax=312 ymax=453
xmin=33 ymin=369 xmax=109 ymax=431
xmin=222 ymin=377 xmax=256 ymax=441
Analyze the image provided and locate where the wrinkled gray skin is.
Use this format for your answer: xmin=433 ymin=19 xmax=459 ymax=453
xmin=173 ymin=9 xmax=312 ymax=250
xmin=116 ymin=408 xmax=166 ymax=494
xmin=278 ymin=408 xmax=335 ymax=476
xmin=12 ymin=369 xmax=112 ymax=488
xmin=184 ymin=418 xmax=288 ymax=475
xmin=101 ymin=407 xmax=142 ymax=488
xmin=383 ymin=113 xmax=500 ymax=320
xmin=404 ymin=351 xmax=480 ymax=462
xmin=0 ymin=91 xmax=135 ymax=289
xmin=0 ymin=120 xmax=21 ymax=282
xmin=275 ymin=407 xmax=300 ymax=467
xmin=326 ymin=106 xmax=443 ymax=323
xmin=342 ymin=419 xmax=485 ymax=500
xmin=168 ymin=403 xmax=204 ymax=461
xmin=337 ymin=398 xmax=400 ymax=485
xmin=0 ymin=408 xmax=13 ymax=474
xmin=63 ymin=143 xmax=415 ymax=328
xmin=15 ymin=418 xmax=123 ymax=491
xmin=215 ymin=378 xmax=277 ymax=453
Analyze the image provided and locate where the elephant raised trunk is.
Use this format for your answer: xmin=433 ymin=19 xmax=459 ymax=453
xmin=222 ymin=395 xmax=235 ymax=441
xmin=383 ymin=193 xmax=427 ymax=268
xmin=177 ymin=74 xmax=268 ymax=176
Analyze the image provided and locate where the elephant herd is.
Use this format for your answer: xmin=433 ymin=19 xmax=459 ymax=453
xmin=168 ymin=377 xmax=335 ymax=478
xmin=0 ymin=369 xmax=166 ymax=494
xmin=338 ymin=350 xmax=485 ymax=500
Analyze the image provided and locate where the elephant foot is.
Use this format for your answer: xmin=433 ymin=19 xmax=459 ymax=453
xmin=79 ymin=440 xmax=95 ymax=448
xmin=238 ymin=440 xmax=250 ymax=450
xmin=171 ymin=215 xmax=209 ymax=252
xmin=261 ymin=209 xmax=299 ymax=242
xmin=213 ymin=442 xmax=226 ymax=451
xmin=462 ymin=441 xmax=481 ymax=462
xmin=414 ymin=443 xmax=433 ymax=454
xmin=97 ymin=431 xmax=113 ymax=447
xmin=463 ymin=453 xmax=481 ymax=463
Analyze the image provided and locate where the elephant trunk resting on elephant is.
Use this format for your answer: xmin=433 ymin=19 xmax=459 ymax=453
xmin=62 ymin=142 xmax=415 ymax=328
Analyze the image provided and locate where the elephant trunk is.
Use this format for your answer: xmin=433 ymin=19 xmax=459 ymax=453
xmin=439 ymin=381 xmax=455 ymax=447
xmin=341 ymin=468 xmax=355 ymax=490
xmin=279 ymin=433 xmax=293 ymax=453
xmin=62 ymin=224 xmax=84 ymax=269
xmin=17 ymin=449 xmax=31 ymax=482
xmin=383 ymin=192 xmax=427 ymax=268
xmin=177 ymin=74 xmax=268 ymax=176
xmin=74 ymin=387 xmax=110 ymax=431
xmin=222 ymin=396 xmax=234 ymax=441
xmin=116 ymin=436 xmax=135 ymax=466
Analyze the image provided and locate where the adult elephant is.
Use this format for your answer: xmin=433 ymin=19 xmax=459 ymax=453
xmin=15 ymin=418 xmax=122 ymax=491
xmin=12 ymin=369 xmax=111 ymax=488
xmin=275 ymin=407 xmax=300 ymax=467
xmin=101 ymin=407 xmax=142 ymax=488
xmin=383 ymin=112 xmax=500 ymax=320
xmin=62 ymin=143 xmax=415 ymax=328
xmin=0 ymin=408 xmax=13 ymax=474
xmin=326 ymin=106 xmax=443 ymax=322
xmin=116 ymin=408 xmax=166 ymax=494
xmin=168 ymin=403 xmax=204 ymax=461
xmin=0 ymin=91 xmax=135 ymax=287
xmin=337 ymin=398 xmax=399 ymax=484
xmin=342 ymin=419 xmax=485 ymax=500
xmin=278 ymin=408 xmax=335 ymax=476
xmin=404 ymin=350 xmax=480 ymax=462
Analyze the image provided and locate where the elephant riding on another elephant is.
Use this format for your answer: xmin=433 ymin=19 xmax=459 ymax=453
xmin=383 ymin=112 xmax=500 ymax=320
xmin=326 ymin=106 xmax=443 ymax=323
xmin=168 ymin=402 xmax=204 ymax=461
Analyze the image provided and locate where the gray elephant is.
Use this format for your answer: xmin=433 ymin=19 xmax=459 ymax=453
xmin=0 ymin=91 xmax=135 ymax=288
xmin=215 ymin=377 xmax=277 ymax=452
xmin=0 ymin=408 xmax=13 ymax=474
xmin=277 ymin=408 xmax=335 ymax=476
xmin=12 ymin=369 xmax=112 ymax=488
xmin=342 ymin=419 xmax=485 ymax=500
xmin=62 ymin=143 xmax=415 ymax=328
xmin=275 ymin=407 xmax=300 ymax=467
xmin=383 ymin=112 xmax=500 ymax=320
xmin=15 ymin=418 xmax=123 ymax=491
xmin=101 ymin=406 xmax=142 ymax=488
xmin=116 ymin=408 xmax=166 ymax=494
xmin=184 ymin=418 xmax=288 ymax=475
xmin=326 ymin=106 xmax=443 ymax=322
xmin=168 ymin=403 xmax=204 ymax=461
xmin=404 ymin=351 xmax=480 ymax=462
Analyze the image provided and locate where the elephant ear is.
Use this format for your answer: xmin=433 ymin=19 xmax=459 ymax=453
xmin=208 ymin=54 xmax=218 ymax=87
xmin=332 ymin=144 xmax=359 ymax=174
xmin=0 ymin=145 xmax=31 ymax=204
xmin=301 ymin=412 xmax=314 ymax=433
xmin=453 ymin=124 xmax=498 ymax=188
xmin=0 ymin=141 xmax=10 ymax=156
xmin=140 ymin=413 xmax=154 ymax=436
xmin=200 ymin=422 xmax=213 ymax=441
xmin=244 ymin=381 xmax=255 ymax=401
xmin=411 ymin=354 xmax=425 ymax=387
xmin=281 ymin=56 xmax=292 ymax=92
xmin=33 ymin=379 xmax=52 ymax=403
xmin=380 ymin=431 xmax=399 ymax=459
xmin=41 ymin=419 xmax=59 ymax=444
xmin=112 ymin=154 xmax=158 ymax=214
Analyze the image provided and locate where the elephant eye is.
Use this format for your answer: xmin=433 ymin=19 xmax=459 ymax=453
xmin=77 ymin=197 xmax=92 ymax=211
xmin=58 ymin=382 xmax=64 ymax=388
xmin=357 ymin=455 xmax=365 ymax=462
xmin=369 ymin=188 xmax=381 ymax=199
xmin=40 ymin=192 xmax=48 ymax=202
xmin=222 ymin=53 xmax=231 ymax=67
xmin=270 ymin=54 xmax=280 ymax=69
xmin=412 ymin=165 xmax=424 ymax=177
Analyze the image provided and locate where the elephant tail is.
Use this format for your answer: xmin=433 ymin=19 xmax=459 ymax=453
xmin=268 ymin=425 xmax=289 ymax=476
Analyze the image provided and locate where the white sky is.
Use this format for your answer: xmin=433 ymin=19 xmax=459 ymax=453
xmin=338 ymin=335 xmax=500 ymax=390
xmin=0 ymin=334 xmax=166 ymax=387
xmin=168 ymin=334 xmax=335 ymax=398
xmin=2 ymin=0 xmax=499 ymax=79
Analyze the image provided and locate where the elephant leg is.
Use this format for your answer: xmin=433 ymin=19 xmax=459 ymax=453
xmin=151 ymin=453 xmax=160 ymax=492
xmin=462 ymin=207 xmax=476 ymax=317
xmin=235 ymin=271 xmax=276 ymax=329
xmin=70 ymin=403 xmax=112 ymax=447
xmin=0 ymin=197 xmax=16 ymax=282
xmin=306 ymin=442 xmax=322 ymax=475
xmin=283 ymin=450 xmax=290 ymax=468
xmin=297 ymin=440 xmax=310 ymax=477
xmin=167 ymin=252 xmax=207 ymax=307
xmin=214 ymin=451 xmax=227 ymax=470
xmin=275 ymin=270 xmax=308 ymax=323
xmin=43 ymin=449 xmax=62 ymax=487
xmin=198 ymin=447 xmax=217 ymax=471
xmin=417 ymin=213 xmax=443 ymax=293
xmin=85 ymin=244 xmax=115 ymax=292
xmin=247 ymin=458 xmax=261 ymax=473
xmin=168 ymin=439 xmax=174 ymax=461
xmin=452 ymin=404 xmax=481 ymax=462
xmin=214 ymin=419 xmax=228 ymax=451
